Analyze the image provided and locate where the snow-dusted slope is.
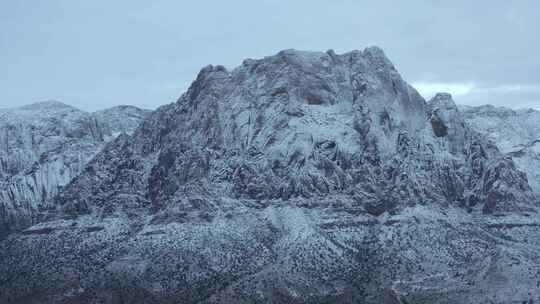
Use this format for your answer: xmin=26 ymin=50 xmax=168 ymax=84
xmin=0 ymin=101 xmax=149 ymax=234
xmin=461 ymin=105 xmax=540 ymax=192
xmin=1 ymin=49 xmax=539 ymax=304
xmin=94 ymin=105 xmax=151 ymax=139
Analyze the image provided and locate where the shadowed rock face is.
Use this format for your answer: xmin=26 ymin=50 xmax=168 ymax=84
xmin=1 ymin=48 xmax=539 ymax=304
xmin=430 ymin=112 xmax=448 ymax=137
xmin=0 ymin=102 xmax=149 ymax=235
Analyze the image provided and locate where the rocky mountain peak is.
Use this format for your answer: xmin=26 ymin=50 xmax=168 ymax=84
xmin=426 ymin=93 xmax=467 ymax=154
xmin=429 ymin=92 xmax=455 ymax=107
xmin=55 ymin=48 xmax=535 ymax=220
xmin=19 ymin=100 xmax=74 ymax=110
xmin=2 ymin=47 xmax=540 ymax=304
xmin=361 ymin=46 xmax=396 ymax=69
xmin=94 ymin=105 xmax=151 ymax=136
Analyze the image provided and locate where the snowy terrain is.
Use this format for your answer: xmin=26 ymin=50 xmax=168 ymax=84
xmin=0 ymin=101 xmax=149 ymax=235
xmin=461 ymin=105 xmax=540 ymax=192
xmin=0 ymin=48 xmax=539 ymax=303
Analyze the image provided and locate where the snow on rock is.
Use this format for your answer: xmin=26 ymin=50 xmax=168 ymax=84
xmin=461 ymin=105 xmax=540 ymax=192
xmin=1 ymin=48 xmax=540 ymax=303
xmin=57 ymin=48 xmax=534 ymax=218
xmin=0 ymin=101 xmax=150 ymax=234
xmin=94 ymin=105 xmax=151 ymax=138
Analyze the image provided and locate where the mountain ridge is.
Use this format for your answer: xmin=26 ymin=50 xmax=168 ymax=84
xmin=0 ymin=102 xmax=150 ymax=235
xmin=1 ymin=47 xmax=540 ymax=303
xmin=461 ymin=104 xmax=540 ymax=192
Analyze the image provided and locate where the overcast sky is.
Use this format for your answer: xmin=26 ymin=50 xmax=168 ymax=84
xmin=1 ymin=1 xmax=539 ymax=111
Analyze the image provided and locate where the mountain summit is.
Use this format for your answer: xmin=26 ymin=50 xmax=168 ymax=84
xmin=1 ymin=48 xmax=539 ymax=303
xmin=57 ymin=47 xmax=534 ymax=218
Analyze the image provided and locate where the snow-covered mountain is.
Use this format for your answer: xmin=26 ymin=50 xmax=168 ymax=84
xmin=1 ymin=48 xmax=539 ymax=303
xmin=461 ymin=105 xmax=540 ymax=192
xmin=94 ymin=105 xmax=154 ymax=139
xmin=0 ymin=101 xmax=149 ymax=235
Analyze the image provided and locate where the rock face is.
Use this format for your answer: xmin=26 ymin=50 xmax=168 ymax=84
xmin=0 ymin=101 xmax=149 ymax=234
xmin=461 ymin=104 xmax=540 ymax=192
xmin=0 ymin=48 xmax=539 ymax=304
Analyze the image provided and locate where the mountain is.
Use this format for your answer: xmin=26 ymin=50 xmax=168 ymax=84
xmin=94 ymin=105 xmax=153 ymax=138
xmin=0 ymin=101 xmax=149 ymax=235
xmin=461 ymin=104 xmax=540 ymax=192
xmin=1 ymin=48 xmax=539 ymax=304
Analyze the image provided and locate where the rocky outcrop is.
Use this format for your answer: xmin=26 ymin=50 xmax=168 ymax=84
xmin=0 ymin=101 xmax=149 ymax=235
xmin=0 ymin=48 xmax=539 ymax=303
xmin=461 ymin=104 xmax=540 ymax=192
xmin=426 ymin=93 xmax=535 ymax=213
